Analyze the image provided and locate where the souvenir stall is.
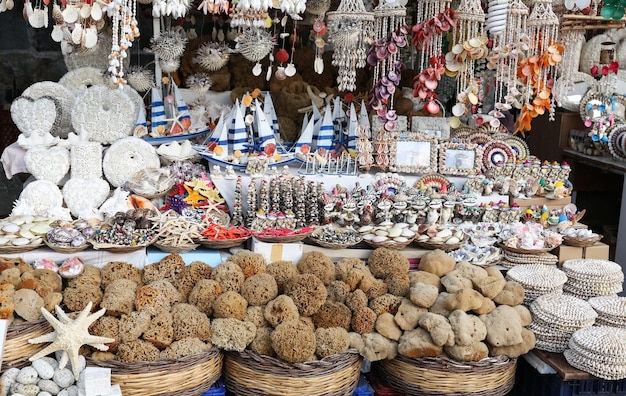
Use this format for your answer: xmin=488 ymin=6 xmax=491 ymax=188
xmin=0 ymin=0 xmax=625 ymax=393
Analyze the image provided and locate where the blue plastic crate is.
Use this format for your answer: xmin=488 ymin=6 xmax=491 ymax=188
xmin=200 ymin=380 xmax=226 ymax=396
xmin=353 ymin=374 xmax=374 ymax=396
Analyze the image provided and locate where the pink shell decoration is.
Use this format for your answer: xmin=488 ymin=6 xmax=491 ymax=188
xmin=58 ymin=256 xmax=85 ymax=278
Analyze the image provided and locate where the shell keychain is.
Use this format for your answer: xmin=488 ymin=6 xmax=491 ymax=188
xmin=25 ymin=0 xmax=48 ymax=28
xmin=284 ymin=22 xmax=297 ymax=77
xmin=307 ymin=0 xmax=330 ymax=75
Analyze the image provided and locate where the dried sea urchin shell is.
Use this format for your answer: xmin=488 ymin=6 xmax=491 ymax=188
xmin=126 ymin=66 xmax=155 ymax=92
xmin=149 ymin=30 xmax=188 ymax=60
xmin=194 ymin=42 xmax=230 ymax=72
xmin=236 ymin=28 xmax=275 ymax=63
xmin=185 ymin=73 xmax=213 ymax=94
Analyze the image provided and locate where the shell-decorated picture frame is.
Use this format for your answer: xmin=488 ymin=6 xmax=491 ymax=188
xmin=438 ymin=141 xmax=483 ymax=176
xmin=389 ymin=133 xmax=438 ymax=174
xmin=410 ymin=116 xmax=451 ymax=139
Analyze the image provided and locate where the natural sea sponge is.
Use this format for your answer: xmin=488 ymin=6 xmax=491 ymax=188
xmin=473 ymin=296 xmax=496 ymax=315
xmin=488 ymin=327 xmax=536 ymax=358
xmin=0 ymin=267 xmax=20 ymax=286
xmin=444 ymin=342 xmax=489 ymax=362
xmin=327 ymin=280 xmax=350 ymax=303
xmin=0 ymin=257 xmax=29 ymax=273
xmin=171 ymin=303 xmax=211 ymax=341
xmin=143 ymin=310 xmax=174 ymax=349
xmin=351 ymin=307 xmax=377 ymax=334
xmin=335 ymin=258 xmax=368 ymax=282
xmin=376 ymin=312 xmax=402 ymax=341
xmin=67 ymin=265 xmax=101 ymax=289
xmin=212 ymin=291 xmax=248 ymax=320
xmin=244 ymin=305 xmax=269 ymax=328
xmin=240 ymin=273 xmax=278 ymax=306
xmin=228 ymin=250 xmax=267 ymax=278
xmin=397 ymin=328 xmax=442 ymax=358
xmin=418 ymin=312 xmax=455 ymax=347
xmin=408 ymin=270 xmax=441 ymax=289
xmin=448 ymin=310 xmax=487 ymax=346
xmin=134 ymin=284 xmax=171 ymax=316
xmin=360 ymin=277 xmax=388 ymax=300
xmin=89 ymin=315 xmax=120 ymax=353
xmin=493 ymin=281 xmax=525 ymax=306
xmin=118 ymin=339 xmax=160 ymax=363
xmin=297 ymin=251 xmax=335 ymax=285
xmin=264 ymin=295 xmax=299 ymax=327
xmin=188 ymin=279 xmax=222 ymax=315
xmin=266 ymin=260 xmax=298 ymax=293
xmin=409 ymin=282 xmax=439 ymax=308
xmin=211 ymin=261 xmax=245 ymax=292
xmin=211 ymin=318 xmax=257 ymax=352
xmin=249 ymin=326 xmax=275 ymax=356
xmin=369 ymin=294 xmax=402 ymax=315
xmin=63 ymin=285 xmax=103 ymax=312
xmin=175 ymin=261 xmax=213 ymax=301
xmin=32 ymin=269 xmax=62 ymax=292
xmin=271 ymin=319 xmax=316 ymax=363
xmin=444 ymin=288 xmax=484 ymax=312
xmin=429 ymin=292 xmax=451 ymax=317
xmin=160 ymin=337 xmax=210 ymax=359
xmin=119 ymin=311 xmax=151 ymax=343
xmin=356 ymin=332 xmax=398 ymax=362
xmin=142 ymin=253 xmax=185 ymax=284
xmin=368 ymin=248 xmax=409 ymax=279
xmin=385 ymin=273 xmax=410 ymax=297
xmin=512 ymin=304 xmax=532 ymax=326
xmin=311 ymin=301 xmax=351 ymax=330
xmin=480 ymin=305 xmax=523 ymax=347
xmin=395 ymin=298 xmax=427 ymax=331
xmin=315 ymin=327 xmax=350 ymax=358
xmin=43 ymin=292 xmax=62 ymax=313
xmin=285 ymin=274 xmax=327 ymax=316
xmin=440 ymin=271 xmax=473 ymax=293
xmin=453 ymin=262 xmax=488 ymax=283
xmin=101 ymin=261 xmax=142 ymax=288
xmin=17 ymin=278 xmax=53 ymax=299
xmin=149 ymin=280 xmax=182 ymax=305
xmin=101 ymin=279 xmax=138 ymax=316
xmin=473 ymin=276 xmax=507 ymax=299
xmin=418 ymin=249 xmax=455 ymax=277
xmin=345 ymin=289 xmax=368 ymax=311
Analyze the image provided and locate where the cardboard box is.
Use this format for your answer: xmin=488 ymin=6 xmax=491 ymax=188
xmin=510 ymin=196 xmax=572 ymax=211
xmin=250 ymin=238 xmax=303 ymax=263
xmin=584 ymin=242 xmax=610 ymax=260
xmin=552 ymin=245 xmax=583 ymax=265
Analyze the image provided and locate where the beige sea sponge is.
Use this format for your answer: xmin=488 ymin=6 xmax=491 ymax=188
xmin=346 ymin=289 xmax=368 ymax=311
xmin=448 ymin=310 xmax=487 ymax=346
xmin=440 ymin=271 xmax=473 ymax=293
xmin=327 ymin=280 xmax=350 ymax=303
xmin=32 ymin=269 xmax=62 ymax=292
xmin=311 ymin=301 xmax=351 ymax=330
xmin=249 ymin=326 xmax=275 ymax=356
xmin=240 ymin=273 xmax=278 ymax=306
xmin=368 ymin=248 xmax=409 ymax=279
xmin=473 ymin=276 xmax=507 ymax=299
xmin=493 ymin=281 xmax=525 ymax=306
xmin=418 ymin=249 xmax=455 ymax=277
xmin=385 ymin=273 xmax=410 ymax=297
xmin=409 ymin=282 xmax=439 ymax=308
xmin=101 ymin=261 xmax=142 ymax=288
xmin=160 ymin=337 xmax=210 ymax=359
xmin=264 ymin=295 xmax=299 ymax=327
xmin=143 ymin=310 xmax=174 ymax=349
xmin=119 ymin=310 xmax=151 ymax=343
xmin=171 ymin=303 xmax=212 ymax=341
xmin=0 ymin=267 xmax=21 ymax=286
xmin=453 ymin=262 xmax=488 ymax=283
xmin=297 ymin=251 xmax=335 ymax=285
xmin=101 ymin=279 xmax=138 ymax=316
xmin=149 ymin=279 xmax=182 ymax=305
xmin=444 ymin=342 xmax=489 ymax=362
xmin=512 ymin=304 xmax=532 ymax=326
xmin=397 ymin=328 xmax=442 ymax=358
xmin=444 ymin=288 xmax=484 ymax=312
xmin=228 ymin=250 xmax=267 ymax=278
xmin=285 ymin=274 xmax=327 ymax=316
xmin=356 ymin=332 xmax=398 ymax=362
xmin=351 ymin=307 xmax=377 ymax=334
xmin=418 ymin=312 xmax=455 ymax=347
xmin=212 ymin=291 xmax=248 ymax=320
xmin=188 ymin=279 xmax=222 ymax=315
xmin=473 ymin=295 xmax=497 ymax=315
xmin=211 ymin=261 xmax=245 ymax=292
xmin=175 ymin=260 xmax=213 ymax=301
xmin=408 ymin=270 xmax=441 ymax=289
xmin=395 ymin=297 xmax=427 ymax=331
xmin=244 ymin=305 xmax=269 ymax=328
xmin=271 ymin=319 xmax=316 ymax=363
xmin=142 ymin=253 xmax=185 ymax=284
xmin=67 ymin=265 xmax=101 ymax=289
xmin=376 ymin=312 xmax=402 ymax=341
xmin=134 ymin=284 xmax=171 ymax=316
xmin=429 ymin=291 xmax=451 ymax=317
xmin=315 ymin=327 xmax=350 ymax=358
xmin=118 ymin=339 xmax=161 ymax=363
xmin=266 ymin=260 xmax=299 ymax=293
xmin=480 ymin=305 xmax=523 ymax=347
xmin=488 ymin=327 xmax=536 ymax=358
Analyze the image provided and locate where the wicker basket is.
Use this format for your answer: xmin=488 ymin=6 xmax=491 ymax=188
xmin=307 ymin=238 xmax=362 ymax=250
xmin=376 ymin=354 xmax=517 ymax=396
xmin=364 ymin=236 xmax=415 ymax=250
xmin=562 ymin=234 xmax=603 ymax=248
xmin=414 ymin=239 xmax=463 ymax=252
xmin=254 ymin=229 xmax=316 ymax=243
xmin=87 ymin=348 xmax=223 ymax=396
xmin=89 ymin=241 xmax=152 ymax=253
xmin=2 ymin=317 xmax=53 ymax=372
xmin=498 ymin=244 xmax=556 ymax=255
xmin=44 ymin=238 xmax=90 ymax=254
xmin=0 ymin=243 xmax=43 ymax=254
xmin=197 ymin=236 xmax=250 ymax=249
xmin=223 ymin=349 xmax=363 ymax=396
xmin=153 ymin=242 xmax=200 ymax=254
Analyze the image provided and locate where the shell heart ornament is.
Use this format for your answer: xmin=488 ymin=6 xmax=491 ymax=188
xmin=11 ymin=95 xmax=61 ymax=138
xmin=62 ymin=178 xmax=111 ymax=218
xmin=24 ymin=146 xmax=70 ymax=185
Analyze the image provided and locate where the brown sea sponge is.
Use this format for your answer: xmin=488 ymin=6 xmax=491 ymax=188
xmin=240 ymin=273 xmax=278 ymax=306
xmin=327 ymin=280 xmax=350 ymax=303
xmin=368 ymin=248 xmax=409 ymax=279
xmin=171 ymin=303 xmax=212 ymax=341
xmin=32 ymin=269 xmax=62 ymax=292
xmin=212 ymin=291 xmax=248 ymax=320
xmin=250 ymin=326 xmax=275 ymax=356
xmin=285 ymin=274 xmax=327 ymax=316
xmin=188 ymin=279 xmax=222 ymax=315
xmin=397 ymin=328 xmax=442 ymax=358
xmin=142 ymin=253 xmax=185 ymax=284
xmin=67 ymin=265 xmax=101 ymax=289
xmin=360 ymin=276 xmax=388 ymax=300
xmin=211 ymin=261 xmax=245 ymax=292
xmin=228 ymin=250 xmax=267 ymax=278
xmin=346 ymin=289 xmax=368 ymax=311
xmin=175 ymin=261 xmax=213 ymax=302
xmin=63 ymin=285 xmax=103 ymax=312
xmin=118 ymin=339 xmax=160 ymax=363
xmin=266 ymin=260 xmax=298 ymax=293
xmin=101 ymin=279 xmax=138 ymax=316
xmin=335 ymin=258 xmax=368 ymax=282
xmin=369 ymin=294 xmax=402 ymax=315
xmin=244 ymin=305 xmax=269 ymax=328
xmin=311 ymin=301 xmax=351 ymax=330
xmin=17 ymin=278 xmax=52 ymax=299
xmin=0 ymin=257 xmax=29 ymax=273
xmin=211 ymin=318 xmax=256 ymax=352
xmin=376 ymin=312 xmax=402 ymax=341
xmin=159 ymin=337 xmax=210 ymax=359
xmin=297 ymin=251 xmax=335 ymax=285
xmin=143 ymin=310 xmax=174 ymax=349
xmin=271 ymin=319 xmax=316 ymax=363
xmin=418 ymin=249 xmax=455 ymax=277
xmin=385 ymin=273 xmax=410 ymax=297
xmin=119 ymin=311 xmax=151 ymax=343
xmin=264 ymin=295 xmax=299 ymax=327
xmin=89 ymin=315 xmax=120 ymax=353
xmin=150 ymin=280 xmax=182 ymax=305
xmin=395 ymin=298 xmax=427 ymax=331
xmin=101 ymin=261 xmax=142 ymax=288
xmin=351 ymin=307 xmax=377 ymax=334
xmin=134 ymin=284 xmax=171 ymax=316
xmin=315 ymin=327 xmax=350 ymax=358
xmin=44 ymin=292 xmax=62 ymax=313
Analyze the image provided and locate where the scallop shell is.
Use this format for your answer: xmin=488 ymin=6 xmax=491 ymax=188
xmin=0 ymin=237 xmax=9 ymax=245
xmin=375 ymin=230 xmax=389 ymax=237
xmin=429 ymin=236 xmax=444 ymax=243
xmin=12 ymin=237 xmax=31 ymax=246
xmin=388 ymin=228 xmax=402 ymax=238
xmin=417 ymin=234 xmax=430 ymax=242
xmin=372 ymin=235 xmax=389 ymax=243
xmin=446 ymin=236 xmax=460 ymax=244
xmin=394 ymin=237 xmax=408 ymax=243
xmin=436 ymin=229 xmax=453 ymax=238
xmin=401 ymin=229 xmax=415 ymax=238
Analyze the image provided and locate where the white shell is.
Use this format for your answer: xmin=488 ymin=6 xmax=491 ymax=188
xmin=388 ymin=227 xmax=402 ymax=238
xmin=19 ymin=227 xmax=34 ymax=239
xmin=2 ymin=223 xmax=20 ymax=233
xmin=362 ymin=234 xmax=376 ymax=241
xmin=79 ymin=3 xmax=91 ymax=18
xmin=358 ymin=225 xmax=374 ymax=233
xmin=436 ymin=229 xmax=453 ymax=238
xmin=30 ymin=223 xmax=51 ymax=235
xmin=0 ymin=237 xmax=9 ymax=245
xmin=91 ymin=2 xmax=102 ymax=20
xmin=83 ymin=27 xmax=98 ymax=49
xmin=401 ymin=229 xmax=415 ymax=238
xmin=446 ymin=236 xmax=460 ymax=244
xmin=285 ymin=63 xmax=296 ymax=77
xmin=252 ymin=63 xmax=263 ymax=76
xmin=28 ymin=9 xmax=46 ymax=28
xmin=417 ymin=234 xmax=430 ymax=242
xmin=72 ymin=23 xmax=83 ymax=45
xmin=429 ymin=236 xmax=444 ymax=243
xmin=51 ymin=25 xmax=64 ymax=42
xmin=395 ymin=222 xmax=408 ymax=229
xmin=30 ymin=236 xmax=43 ymax=245
xmin=12 ymin=237 xmax=31 ymax=246
xmin=62 ymin=5 xmax=78 ymax=23
xmin=380 ymin=220 xmax=394 ymax=227
xmin=394 ymin=237 xmax=408 ymax=243
xmin=372 ymin=235 xmax=389 ymax=243
xmin=375 ymin=230 xmax=389 ymax=237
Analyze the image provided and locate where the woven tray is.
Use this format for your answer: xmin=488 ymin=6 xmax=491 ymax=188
xmin=307 ymin=238 xmax=362 ymax=250
xmin=562 ymin=234 xmax=603 ymax=248
xmin=414 ymin=239 xmax=463 ymax=252
xmin=364 ymin=236 xmax=415 ymax=250
xmin=498 ymin=244 xmax=556 ymax=255
xmin=87 ymin=348 xmax=223 ymax=396
xmin=2 ymin=317 xmax=53 ymax=371
xmin=197 ymin=236 xmax=250 ymax=249
xmin=44 ymin=238 xmax=90 ymax=254
xmin=223 ymin=349 xmax=362 ymax=396
xmin=0 ymin=243 xmax=43 ymax=254
xmin=376 ymin=354 xmax=516 ymax=396
xmin=153 ymin=242 xmax=200 ymax=254
xmin=89 ymin=241 xmax=152 ymax=253
xmin=254 ymin=229 xmax=316 ymax=243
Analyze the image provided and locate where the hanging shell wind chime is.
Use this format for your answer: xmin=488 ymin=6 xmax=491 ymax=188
xmin=326 ymin=0 xmax=375 ymax=92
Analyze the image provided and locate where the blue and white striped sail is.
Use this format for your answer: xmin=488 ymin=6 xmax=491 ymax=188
xmin=316 ymin=102 xmax=334 ymax=152
xmin=358 ymin=99 xmax=371 ymax=139
xmin=228 ymin=102 xmax=248 ymax=153
xmin=150 ymin=87 xmax=166 ymax=136
xmin=254 ymin=100 xmax=276 ymax=149
xmin=263 ymin=92 xmax=280 ymax=136
xmin=295 ymin=113 xmax=315 ymax=155
xmin=136 ymin=97 xmax=147 ymax=130
xmin=172 ymin=82 xmax=191 ymax=126
xmin=347 ymin=102 xmax=358 ymax=151
xmin=206 ymin=108 xmax=228 ymax=145
xmin=214 ymin=107 xmax=233 ymax=157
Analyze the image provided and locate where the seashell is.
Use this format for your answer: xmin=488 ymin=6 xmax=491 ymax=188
xmin=395 ymin=222 xmax=408 ymax=229
xmin=358 ymin=225 xmax=374 ymax=233
xmin=32 ymin=258 xmax=58 ymax=271
xmin=436 ymin=229 xmax=453 ymax=238
xmin=30 ymin=236 xmax=42 ymax=245
xmin=2 ymin=223 xmax=20 ymax=234
xmin=83 ymin=26 xmax=98 ymax=49
xmin=426 ymin=226 xmax=439 ymax=238
xmin=401 ymin=229 xmax=415 ymax=238
xmin=362 ymin=233 xmax=376 ymax=241
xmin=372 ymin=235 xmax=389 ymax=243
xmin=417 ymin=234 xmax=430 ymax=242
xmin=79 ymin=3 xmax=91 ymax=18
xmin=12 ymin=237 xmax=31 ymax=246
xmin=429 ymin=236 xmax=444 ymax=243
xmin=375 ymin=230 xmax=389 ymax=237
xmin=454 ymin=230 xmax=464 ymax=239
xmin=62 ymin=4 xmax=78 ymax=23
xmin=410 ymin=225 xmax=420 ymax=232
xmin=59 ymin=256 xmax=84 ymax=278
xmin=91 ymin=1 xmax=102 ymax=20
xmin=380 ymin=220 xmax=394 ymax=227
xmin=394 ymin=237 xmax=408 ymax=243
xmin=3 ymin=234 xmax=16 ymax=240
xmin=446 ymin=236 xmax=460 ymax=244
xmin=19 ymin=227 xmax=34 ymax=239
xmin=0 ymin=237 xmax=9 ymax=245
xmin=388 ymin=228 xmax=402 ymax=238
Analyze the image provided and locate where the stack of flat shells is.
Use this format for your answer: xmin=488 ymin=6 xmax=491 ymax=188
xmin=562 ymin=259 xmax=624 ymax=299
xmin=528 ymin=293 xmax=597 ymax=353
xmin=564 ymin=326 xmax=626 ymax=380
xmin=588 ymin=296 xmax=626 ymax=328
xmin=500 ymin=250 xmax=559 ymax=268
xmin=359 ymin=221 xmax=416 ymax=248
xmin=414 ymin=227 xmax=464 ymax=247
xmin=505 ymin=264 xmax=568 ymax=305
xmin=0 ymin=216 xmax=51 ymax=248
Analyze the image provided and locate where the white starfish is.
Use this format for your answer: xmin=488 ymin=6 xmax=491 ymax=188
xmin=28 ymin=302 xmax=114 ymax=380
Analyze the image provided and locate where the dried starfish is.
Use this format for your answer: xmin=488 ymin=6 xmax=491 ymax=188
xmin=28 ymin=302 xmax=114 ymax=380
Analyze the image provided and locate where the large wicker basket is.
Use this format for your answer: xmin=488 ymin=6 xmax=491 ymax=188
xmin=376 ymin=354 xmax=517 ymax=396
xmin=87 ymin=348 xmax=223 ymax=396
xmin=223 ymin=349 xmax=363 ymax=396
xmin=2 ymin=318 xmax=53 ymax=372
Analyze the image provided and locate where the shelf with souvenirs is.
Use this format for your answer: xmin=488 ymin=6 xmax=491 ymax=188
xmin=1 ymin=0 xmax=626 ymax=393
